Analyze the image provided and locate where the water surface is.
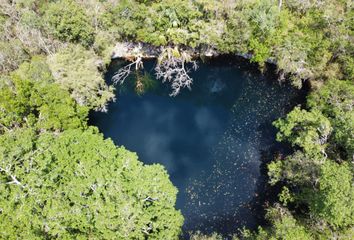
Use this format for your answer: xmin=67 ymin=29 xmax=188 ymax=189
xmin=90 ymin=58 xmax=305 ymax=237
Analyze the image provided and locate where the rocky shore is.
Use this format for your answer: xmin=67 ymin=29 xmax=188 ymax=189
xmin=111 ymin=42 xmax=276 ymax=65
xmin=111 ymin=42 xmax=219 ymax=59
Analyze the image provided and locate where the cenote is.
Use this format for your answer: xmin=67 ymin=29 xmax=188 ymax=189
xmin=90 ymin=57 xmax=306 ymax=237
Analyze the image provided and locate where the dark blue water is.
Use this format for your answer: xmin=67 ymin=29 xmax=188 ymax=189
xmin=90 ymin=58 xmax=305 ymax=237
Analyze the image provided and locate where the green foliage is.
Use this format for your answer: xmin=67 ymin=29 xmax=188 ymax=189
xmin=47 ymin=44 xmax=114 ymax=111
xmin=0 ymin=58 xmax=88 ymax=132
xmin=102 ymin=0 xmax=204 ymax=47
xmin=0 ymin=127 xmax=183 ymax=239
xmin=307 ymin=80 xmax=354 ymax=157
xmin=267 ymin=160 xmax=283 ymax=186
xmin=45 ymin=0 xmax=94 ymax=47
xmin=0 ymin=0 xmax=60 ymax=73
xmin=243 ymin=207 xmax=312 ymax=240
xmin=278 ymin=186 xmax=294 ymax=206
xmin=266 ymin=75 xmax=354 ymax=240
xmin=274 ymin=107 xmax=332 ymax=155
xmin=269 ymin=78 xmax=353 ymax=238
xmin=274 ymin=28 xmax=331 ymax=87
xmin=221 ymin=10 xmax=251 ymax=53
xmin=13 ymin=55 xmax=54 ymax=83
xmin=190 ymin=231 xmax=239 ymax=240
xmin=305 ymin=161 xmax=354 ymax=229
xmin=269 ymin=214 xmax=312 ymax=240
xmin=1 ymin=0 xmax=352 ymax=88
xmin=189 ymin=232 xmax=225 ymax=240
xmin=0 ymin=40 xmax=30 ymax=73
xmin=0 ymin=1 xmax=353 ymax=238
xmin=99 ymin=1 xmax=141 ymax=40
xmin=249 ymin=38 xmax=270 ymax=66
xmin=340 ymin=55 xmax=354 ymax=80
xmin=241 ymin=226 xmax=269 ymax=240
xmin=268 ymin=151 xmax=322 ymax=187
xmin=93 ymin=31 xmax=116 ymax=65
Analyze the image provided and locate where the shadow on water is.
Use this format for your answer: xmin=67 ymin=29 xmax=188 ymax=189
xmin=89 ymin=56 xmax=307 ymax=238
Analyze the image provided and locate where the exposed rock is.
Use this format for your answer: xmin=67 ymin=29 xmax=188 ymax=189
xmin=112 ymin=42 xmax=218 ymax=60
xmin=111 ymin=42 xmax=276 ymax=65
xmin=112 ymin=42 xmax=160 ymax=59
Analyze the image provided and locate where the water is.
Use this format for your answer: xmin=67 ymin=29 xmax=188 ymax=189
xmin=90 ymin=57 xmax=305 ymax=237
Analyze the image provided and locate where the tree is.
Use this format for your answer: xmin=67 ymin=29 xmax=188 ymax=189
xmin=0 ymin=40 xmax=30 ymax=73
xmin=268 ymin=78 xmax=353 ymax=238
xmin=47 ymin=44 xmax=115 ymax=111
xmin=12 ymin=55 xmax=54 ymax=83
xmin=190 ymin=231 xmax=235 ymax=240
xmin=242 ymin=206 xmax=312 ymax=240
xmin=0 ymin=0 xmax=61 ymax=74
xmin=155 ymin=47 xmax=198 ymax=96
xmin=273 ymin=107 xmax=332 ymax=156
xmin=307 ymin=79 xmax=354 ymax=158
xmin=113 ymin=46 xmax=198 ymax=96
xmin=268 ymin=214 xmax=312 ymax=240
xmin=93 ymin=30 xmax=116 ymax=65
xmin=305 ymin=161 xmax=354 ymax=229
xmin=0 ymin=57 xmax=88 ymax=132
xmin=0 ymin=127 xmax=183 ymax=239
xmin=268 ymin=151 xmax=322 ymax=187
xmin=45 ymin=0 xmax=95 ymax=47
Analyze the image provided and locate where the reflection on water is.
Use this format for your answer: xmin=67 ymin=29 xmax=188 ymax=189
xmin=90 ymin=58 xmax=305 ymax=237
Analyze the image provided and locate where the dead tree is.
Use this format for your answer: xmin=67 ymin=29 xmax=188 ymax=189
xmin=0 ymin=166 xmax=25 ymax=189
xmin=112 ymin=46 xmax=198 ymax=97
xmin=155 ymin=47 xmax=198 ymax=96
xmin=112 ymin=56 xmax=143 ymax=84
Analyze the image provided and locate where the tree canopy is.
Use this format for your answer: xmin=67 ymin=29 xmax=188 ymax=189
xmin=0 ymin=57 xmax=88 ymax=132
xmin=0 ymin=0 xmax=353 ymax=239
xmin=47 ymin=44 xmax=114 ymax=111
xmin=45 ymin=0 xmax=95 ymax=47
xmin=306 ymin=161 xmax=354 ymax=229
xmin=0 ymin=127 xmax=183 ymax=239
xmin=261 ymin=79 xmax=354 ymax=239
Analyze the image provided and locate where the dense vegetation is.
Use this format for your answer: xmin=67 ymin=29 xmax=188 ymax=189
xmin=0 ymin=57 xmax=183 ymax=239
xmin=0 ymin=0 xmax=353 ymax=239
xmin=253 ymin=79 xmax=354 ymax=239
xmin=0 ymin=127 xmax=183 ymax=239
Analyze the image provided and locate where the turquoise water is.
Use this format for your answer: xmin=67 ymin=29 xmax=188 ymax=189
xmin=90 ymin=57 xmax=305 ymax=237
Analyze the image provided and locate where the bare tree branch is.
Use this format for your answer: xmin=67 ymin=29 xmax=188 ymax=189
xmin=0 ymin=166 xmax=25 ymax=188
xmin=155 ymin=47 xmax=198 ymax=96
xmin=113 ymin=46 xmax=198 ymax=97
xmin=112 ymin=56 xmax=143 ymax=84
xmin=141 ymin=222 xmax=153 ymax=235
xmin=142 ymin=196 xmax=158 ymax=202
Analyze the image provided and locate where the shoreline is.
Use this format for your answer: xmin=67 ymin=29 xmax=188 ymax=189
xmin=111 ymin=42 xmax=276 ymax=65
xmin=111 ymin=42 xmax=321 ymax=91
xmin=109 ymin=42 xmax=316 ymax=90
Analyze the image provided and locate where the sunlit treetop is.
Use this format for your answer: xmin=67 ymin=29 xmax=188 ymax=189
xmin=0 ymin=127 xmax=183 ymax=239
